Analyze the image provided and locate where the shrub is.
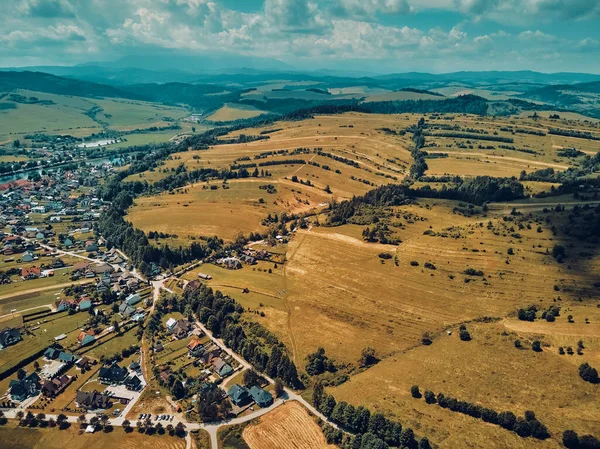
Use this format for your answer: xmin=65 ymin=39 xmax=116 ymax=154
xmin=579 ymin=363 xmax=599 ymax=384
xmin=410 ymin=385 xmax=421 ymax=398
xmin=532 ymin=341 xmax=542 ymax=352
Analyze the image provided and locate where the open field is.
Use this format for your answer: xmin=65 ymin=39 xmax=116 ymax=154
xmin=242 ymin=401 xmax=336 ymax=449
xmin=207 ymin=103 xmax=268 ymax=122
xmin=363 ymin=90 xmax=445 ymax=102
xmin=0 ymin=422 xmax=186 ymax=449
xmin=0 ymin=89 xmax=191 ymax=143
xmin=127 ymin=113 xmax=424 ymax=242
xmin=331 ymin=315 xmax=600 ymax=449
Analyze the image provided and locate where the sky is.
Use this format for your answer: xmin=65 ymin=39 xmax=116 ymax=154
xmin=1 ymin=0 xmax=600 ymax=74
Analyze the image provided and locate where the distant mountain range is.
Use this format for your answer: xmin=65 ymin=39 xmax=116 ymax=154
xmin=1 ymin=66 xmax=600 ymax=118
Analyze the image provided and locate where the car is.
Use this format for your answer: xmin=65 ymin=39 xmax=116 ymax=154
xmin=169 ymin=416 xmax=174 ymax=421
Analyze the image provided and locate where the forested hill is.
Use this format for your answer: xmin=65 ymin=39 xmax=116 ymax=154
xmin=0 ymin=71 xmax=144 ymax=100
xmin=0 ymin=71 xmax=236 ymax=109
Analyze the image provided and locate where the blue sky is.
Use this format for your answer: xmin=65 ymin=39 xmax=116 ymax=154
xmin=1 ymin=0 xmax=600 ymax=73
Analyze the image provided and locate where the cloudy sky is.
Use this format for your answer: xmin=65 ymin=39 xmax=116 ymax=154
xmin=1 ymin=0 xmax=600 ymax=73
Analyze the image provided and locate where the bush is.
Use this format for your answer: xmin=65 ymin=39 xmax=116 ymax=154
xmin=459 ymin=329 xmax=471 ymax=341
xmin=532 ymin=341 xmax=542 ymax=352
xmin=579 ymin=363 xmax=599 ymax=384
xmin=410 ymin=385 xmax=421 ymax=398
xmin=424 ymin=391 xmax=436 ymax=404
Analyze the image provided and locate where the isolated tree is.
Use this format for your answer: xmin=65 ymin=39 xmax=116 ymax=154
xmin=532 ymin=340 xmax=542 ymax=352
xmin=359 ymin=347 xmax=378 ymax=367
xmin=274 ymin=378 xmax=284 ymax=398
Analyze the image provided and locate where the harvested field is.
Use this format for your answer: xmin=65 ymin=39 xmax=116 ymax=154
xmin=242 ymin=401 xmax=336 ymax=449
xmin=0 ymin=423 xmax=186 ymax=449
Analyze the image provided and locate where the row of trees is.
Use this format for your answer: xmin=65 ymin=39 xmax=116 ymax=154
xmin=313 ymin=382 xmax=429 ymax=449
xmin=411 ymin=388 xmax=550 ymax=440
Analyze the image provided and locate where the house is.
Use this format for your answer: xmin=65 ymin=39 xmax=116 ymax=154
xmin=51 ymin=258 xmax=65 ymax=268
xmin=249 ymin=386 xmax=273 ymax=407
xmin=218 ymin=257 xmax=242 ymax=270
xmin=21 ymin=251 xmax=34 ymax=263
xmin=76 ymin=357 xmax=93 ymax=370
xmin=58 ymin=351 xmax=77 ymax=364
xmin=9 ymin=372 xmax=41 ymax=401
xmin=165 ymin=317 xmax=178 ymax=331
xmin=125 ymin=293 xmax=141 ymax=306
xmin=198 ymin=273 xmax=213 ymax=280
xmin=85 ymin=243 xmax=98 ymax=253
xmin=153 ymin=342 xmax=164 ymax=353
xmin=75 ymin=390 xmax=111 ymax=410
xmin=56 ymin=298 xmax=77 ymax=312
xmin=124 ymin=374 xmax=142 ymax=391
xmin=187 ymin=339 xmax=204 ymax=357
xmin=44 ymin=347 xmax=60 ymax=360
xmin=201 ymin=347 xmax=221 ymax=365
xmin=41 ymin=375 xmax=71 ymax=398
xmin=171 ymin=319 xmax=192 ymax=339
xmin=227 ymin=384 xmax=251 ymax=406
xmin=185 ymin=280 xmax=201 ymax=293
xmin=98 ymin=363 xmax=127 ymax=384
xmin=21 ymin=266 xmax=41 ymax=279
xmin=129 ymin=361 xmax=141 ymax=372
xmin=212 ymin=357 xmax=234 ymax=378
xmin=77 ymin=331 xmax=96 ymax=347
xmin=119 ymin=302 xmax=135 ymax=318
xmin=63 ymin=238 xmax=73 ymax=248
xmin=0 ymin=328 xmax=22 ymax=349
xmin=78 ymin=297 xmax=92 ymax=311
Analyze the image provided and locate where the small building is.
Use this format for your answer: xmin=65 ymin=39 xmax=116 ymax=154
xmin=165 ymin=317 xmax=178 ymax=331
xmin=227 ymin=384 xmax=251 ymax=406
xmin=197 ymin=273 xmax=213 ymax=280
xmin=249 ymin=386 xmax=273 ymax=408
xmin=0 ymin=328 xmax=22 ymax=349
xmin=76 ymin=357 xmax=93 ymax=370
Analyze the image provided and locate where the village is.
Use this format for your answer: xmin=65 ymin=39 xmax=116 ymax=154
xmin=0 ymin=159 xmax=303 ymax=449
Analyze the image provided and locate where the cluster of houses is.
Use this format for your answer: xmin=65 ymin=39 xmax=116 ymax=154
xmin=75 ymin=360 xmax=143 ymax=410
xmin=227 ymin=383 xmax=273 ymax=409
xmin=9 ymin=347 xmax=82 ymax=402
xmin=216 ymin=249 xmax=271 ymax=270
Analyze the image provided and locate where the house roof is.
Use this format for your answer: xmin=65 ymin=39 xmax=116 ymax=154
xmin=165 ymin=317 xmax=177 ymax=329
xmin=227 ymin=384 xmax=250 ymax=403
xmin=250 ymin=386 xmax=273 ymax=405
xmin=98 ymin=363 xmax=127 ymax=383
xmin=58 ymin=351 xmax=77 ymax=363
xmin=188 ymin=339 xmax=203 ymax=351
